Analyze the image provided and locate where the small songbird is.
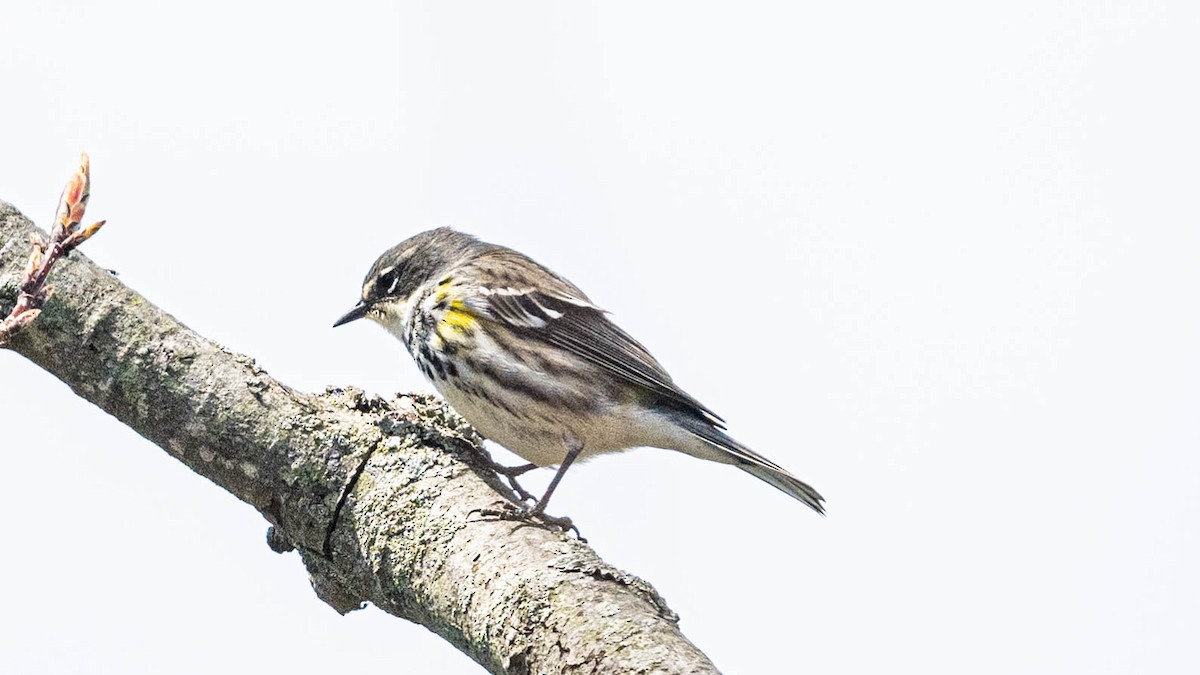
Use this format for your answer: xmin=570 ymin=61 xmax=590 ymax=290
xmin=334 ymin=229 xmax=823 ymax=529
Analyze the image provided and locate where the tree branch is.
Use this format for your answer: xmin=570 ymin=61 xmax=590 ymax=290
xmin=0 ymin=199 xmax=719 ymax=674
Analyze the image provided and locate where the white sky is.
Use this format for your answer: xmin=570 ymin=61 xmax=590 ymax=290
xmin=2 ymin=2 xmax=1198 ymax=673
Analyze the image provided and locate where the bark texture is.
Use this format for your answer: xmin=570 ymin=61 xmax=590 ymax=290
xmin=0 ymin=200 xmax=719 ymax=674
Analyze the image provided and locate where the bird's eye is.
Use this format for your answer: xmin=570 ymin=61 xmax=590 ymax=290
xmin=376 ymin=270 xmax=399 ymax=297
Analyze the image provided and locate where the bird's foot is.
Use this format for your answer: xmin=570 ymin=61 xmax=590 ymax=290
xmin=471 ymin=502 xmax=586 ymax=542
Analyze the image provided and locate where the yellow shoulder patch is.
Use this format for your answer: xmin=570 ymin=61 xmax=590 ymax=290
xmin=438 ymin=299 xmax=478 ymax=338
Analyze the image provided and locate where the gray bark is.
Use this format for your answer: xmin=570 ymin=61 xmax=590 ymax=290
xmin=0 ymin=200 xmax=719 ymax=674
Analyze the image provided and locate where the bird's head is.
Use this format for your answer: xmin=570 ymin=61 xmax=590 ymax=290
xmin=333 ymin=228 xmax=483 ymax=333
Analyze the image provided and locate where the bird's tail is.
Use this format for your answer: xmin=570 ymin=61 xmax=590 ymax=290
xmin=736 ymin=461 xmax=825 ymax=515
xmin=673 ymin=416 xmax=826 ymax=515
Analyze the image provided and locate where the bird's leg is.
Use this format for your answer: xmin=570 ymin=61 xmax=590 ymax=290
xmin=492 ymin=461 xmax=537 ymax=477
xmin=471 ymin=445 xmax=539 ymax=502
xmin=529 ymin=437 xmax=582 ymax=519
xmin=500 ymin=468 xmax=537 ymax=504
xmin=473 ymin=436 xmax=585 ymax=540
xmin=486 ymin=460 xmax=539 ymax=502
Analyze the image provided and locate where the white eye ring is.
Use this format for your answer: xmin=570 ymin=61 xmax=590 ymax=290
xmin=372 ymin=266 xmax=399 ymax=296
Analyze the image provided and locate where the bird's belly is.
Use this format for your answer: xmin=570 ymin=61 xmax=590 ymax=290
xmin=434 ymin=380 xmax=667 ymax=467
xmin=436 ymin=383 xmax=569 ymax=465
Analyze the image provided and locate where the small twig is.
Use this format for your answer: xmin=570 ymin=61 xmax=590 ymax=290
xmin=0 ymin=153 xmax=105 ymax=346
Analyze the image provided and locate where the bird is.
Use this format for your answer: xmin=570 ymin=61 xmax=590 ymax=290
xmin=334 ymin=228 xmax=824 ymax=530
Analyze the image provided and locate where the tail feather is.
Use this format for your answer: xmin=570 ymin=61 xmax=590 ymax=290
xmin=737 ymin=462 xmax=826 ymax=515
xmin=674 ymin=417 xmax=826 ymax=515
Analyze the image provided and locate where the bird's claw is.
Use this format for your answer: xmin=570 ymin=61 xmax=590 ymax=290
xmin=471 ymin=502 xmax=586 ymax=542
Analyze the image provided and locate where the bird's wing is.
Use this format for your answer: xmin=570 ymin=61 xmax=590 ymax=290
xmin=470 ymin=282 xmax=725 ymax=426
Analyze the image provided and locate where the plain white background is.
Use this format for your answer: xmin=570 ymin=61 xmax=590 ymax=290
xmin=2 ymin=2 xmax=1198 ymax=673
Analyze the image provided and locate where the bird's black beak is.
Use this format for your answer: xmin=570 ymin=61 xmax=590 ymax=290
xmin=333 ymin=302 xmax=370 ymax=328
